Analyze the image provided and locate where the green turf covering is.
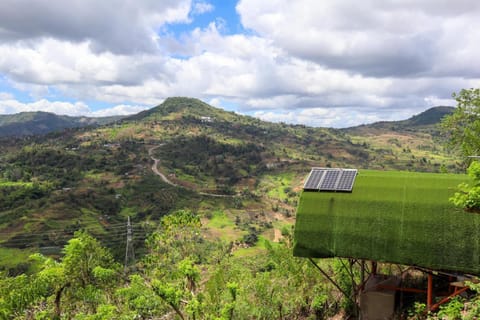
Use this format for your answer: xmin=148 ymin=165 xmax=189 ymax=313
xmin=293 ymin=170 xmax=480 ymax=275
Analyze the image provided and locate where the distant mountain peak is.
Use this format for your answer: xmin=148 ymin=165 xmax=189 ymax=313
xmin=125 ymin=97 xmax=237 ymax=122
xmin=405 ymin=106 xmax=454 ymax=126
xmin=343 ymin=106 xmax=455 ymax=134
xmin=0 ymin=111 xmax=123 ymax=137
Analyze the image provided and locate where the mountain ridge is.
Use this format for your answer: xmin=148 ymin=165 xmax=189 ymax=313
xmin=0 ymin=111 xmax=124 ymax=137
xmin=0 ymin=97 xmax=460 ymax=266
xmin=343 ymin=106 xmax=454 ymax=134
xmin=0 ymin=98 xmax=455 ymax=137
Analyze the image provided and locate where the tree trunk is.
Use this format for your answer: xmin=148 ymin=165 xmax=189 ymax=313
xmin=54 ymin=283 xmax=69 ymax=320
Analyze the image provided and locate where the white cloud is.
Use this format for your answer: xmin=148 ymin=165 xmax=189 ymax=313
xmin=0 ymin=0 xmax=192 ymax=54
xmin=1 ymin=1 xmax=479 ymax=127
xmin=0 ymin=39 xmax=168 ymax=86
xmin=0 ymin=98 xmax=90 ymax=115
xmin=424 ymin=95 xmax=456 ymax=107
xmin=254 ymin=106 xmax=414 ymax=128
xmin=236 ymin=0 xmax=480 ymax=78
xmin=89 ymin=104 xmax=148 ymax=117
xmin=0 ymin=92 xmax=13 ymax=100
xmin=192 ymin=1 xmax=214 ymax=15
xmin=0 ymin=18 xmax=465 ymax=126
xmin=0 ymin=96 xmax=147 ymax=117
xmin=208 ymin=97 xmax=222 ymax=108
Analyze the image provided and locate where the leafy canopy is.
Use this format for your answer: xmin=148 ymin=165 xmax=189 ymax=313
xmin=441 ymin=88 xmax=480 ymax=157
xmin=441 ymin=88 xmax=480 ymax=210
xmin=450 ymin=161 xmax=480 ymax=211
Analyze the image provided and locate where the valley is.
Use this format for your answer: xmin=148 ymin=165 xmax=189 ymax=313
xmin=0 ymin=98 xmax=459 ymax=260
xmin=0 ymin=97 xmax=463 ymax=318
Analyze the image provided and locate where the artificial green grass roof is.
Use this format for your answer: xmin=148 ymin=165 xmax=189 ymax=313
xmin=293 ymin=170 xmax=480 ymax=275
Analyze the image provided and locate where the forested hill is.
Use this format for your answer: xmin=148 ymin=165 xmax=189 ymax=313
xmin=343 ymin=106 xmax=454 ymax=134
xmin=0 ymin=97 xmax=463 ymax=318
xmin=0 ymin=97 xmax=459 ymax=263
xmin=0 ymin=111 xmax=123 ymax=137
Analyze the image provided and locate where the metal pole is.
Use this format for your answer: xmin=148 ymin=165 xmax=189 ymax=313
xmin=124 ymin=216 xmax=135 ymax=274
xmin=308 ymin=258 xmax=354 ymax=303
xmin=427 ymin=273 xmax=433 ymax=311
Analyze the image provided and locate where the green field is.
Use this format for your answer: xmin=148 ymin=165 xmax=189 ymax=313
xmin=293 ymin=170 xmax=480 ymax=274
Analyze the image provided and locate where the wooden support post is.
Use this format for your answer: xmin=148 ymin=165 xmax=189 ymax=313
xmin=360 ymin=260 xmax=365 ymax=291
xmin=427 ymin=273 xmax=433 ymax=311
xmin=308 ymin=258 xmax=354 ymax=303
xmin=430 ymin=286 xmax=469 ymax=312
xmin=371 ymin=261 xmax=377 ymax=275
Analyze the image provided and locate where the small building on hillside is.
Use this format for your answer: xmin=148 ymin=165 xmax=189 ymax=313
xmin=293 ymin=168 xmax=478 ymax=317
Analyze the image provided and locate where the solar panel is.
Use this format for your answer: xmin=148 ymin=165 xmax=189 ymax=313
xmin=303 ymin=169 xmax=325 ymax=190
xmin=319 ymin=170 xmax=341 ymax=190
xmin=303 ymin=168 xmax=358 ymax=192
xmin=336 ymin=169 xmax=358 ymax=192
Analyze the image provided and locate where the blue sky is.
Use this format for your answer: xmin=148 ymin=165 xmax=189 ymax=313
xmin=0 ymin=0 xmax=479 ymax=127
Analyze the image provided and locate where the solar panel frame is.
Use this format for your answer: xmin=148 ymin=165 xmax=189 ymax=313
xmin=335 ymin=169 xmax=358 ymax=192
xmin=319 ymin=170 xmax=341 ymax=191
xmin=303 ymin=169 xmax=325 ymax=190
xmin=303 ymin=167 xmax=358 ymax=192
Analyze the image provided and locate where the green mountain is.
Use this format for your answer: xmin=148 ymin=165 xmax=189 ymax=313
xmin=344 ymin=106 xmax=454 ymax=134
xmin=0 ymin=111 xmax=123 ymax=137
xmin=0 ymin=98 xmax=467 ymax=319
xmin=401 ymin=106 xmax=454 ymax=126
xmin=0 ymin=97 xmax=459 ymax=266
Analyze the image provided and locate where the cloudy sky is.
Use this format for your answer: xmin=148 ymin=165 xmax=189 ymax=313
xmin=0 ymin=0 xmax=479 ymax=127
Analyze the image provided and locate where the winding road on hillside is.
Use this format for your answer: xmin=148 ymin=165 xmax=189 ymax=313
xmin=148 ymin=145 xmax=178 ymax=187
xmin=148 ymin=145 xmax=236 ymax=198
xmin=148 ymin=145 xmax=285 ymax=243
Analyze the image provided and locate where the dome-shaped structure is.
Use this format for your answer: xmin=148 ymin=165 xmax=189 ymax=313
xmin=293 ymin=169 xmax=478 ymax=275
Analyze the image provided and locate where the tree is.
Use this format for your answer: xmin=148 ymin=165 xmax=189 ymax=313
xmin=441 ymin=88 xmax=480 ymax=157
xmin=60 ymin=231 xmax=120 ymax=317
xmin=441 ymin=88 xmax=480 ymax=211
xmin=143 ymin=210 xmax=207 ymax=319
xmin=0 ymin=232 xmax=120 ymax=319
xmin=450 ymin=161 xmax=480 ymax=212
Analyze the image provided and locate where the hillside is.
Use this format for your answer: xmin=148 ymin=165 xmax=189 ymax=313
xmin=0 ymin=98 xmax=460 ymax=266
xmin=344 ymin=106 xmax=454 ymax=134
xmin=0 ymin=111 xmax=123 ymax=136
xmin=340 ymin=106 xmax=457 ymax=172
xmin=0 ymin=97 xmax=466 ymax=319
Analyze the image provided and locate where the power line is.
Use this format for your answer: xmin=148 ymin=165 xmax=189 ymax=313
xmin=0 ymin=222 xmax=143 ymax=236
xmin=1 ymin=236 xmax=148 ymax=252
xmin=0 ymin=224 xmax=149 ymax=248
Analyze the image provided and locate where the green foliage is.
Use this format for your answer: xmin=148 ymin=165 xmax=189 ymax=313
xmin=333 ymin=259 xmax=355 ymax=313
xmin=407 ymin=302 xmax=427 ymax=320
xmin=311 ymin=293 xmax=329 ymax=318
xmin=0 ymin=97 xmax=466 ymax=318
xmin=441 ymin=88 xmax=480 ymax=156
xmin=74 ymin=304 xmax=119 ymax=320
xmin=437 ymin=297 xmax=464 ymax=320
xmin=152 ymin=280 xmax=184 ymax=308
xmin=178 ymin=258 xmax=200 ymax=286
xmin=0 ymin=232 xmax=120 ymax=319
xmin=115 ymin=274 xmax=162 ymax=318
xmin=450 ymin=161 xmax=480 ymax=211
xmin=242 ymin=229 xmax=259 ymax=246
xmin=55 ymin=232 xmax=119 ymax=318
xmin=0 ymin=111 xmax=120 ymax=137
xmin=0 ymin=247 xmax=36 ymax=275
xmin=155 ymin=135 xmax=265 ymax=189
xmin=468 ymin=161 xmax=480 ymax=182
xmin=62 ymin=231 xmax=118 ymax=288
